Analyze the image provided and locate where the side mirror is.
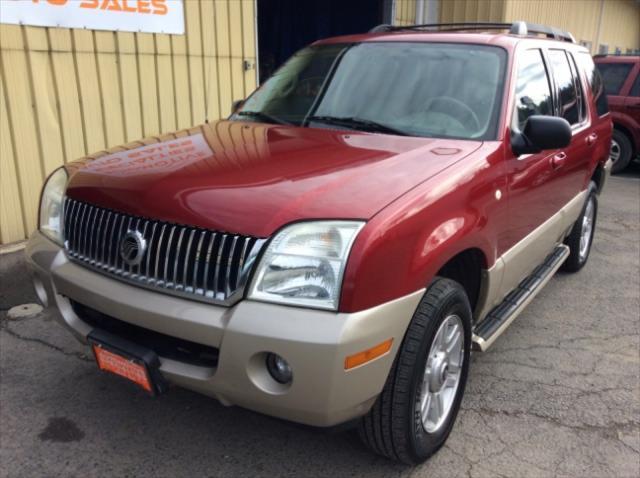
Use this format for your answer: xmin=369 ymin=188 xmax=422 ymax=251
xmin=511 ymin=115 xmax=571 ymax=156
xmin=231 ymin=99 xmax=245 ymax=113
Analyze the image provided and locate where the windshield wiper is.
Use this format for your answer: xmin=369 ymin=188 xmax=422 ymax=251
xmin=306 ymin=115 xmax=409 ymax=136
xmin=236 ymin=110 xmax=290 ymax=125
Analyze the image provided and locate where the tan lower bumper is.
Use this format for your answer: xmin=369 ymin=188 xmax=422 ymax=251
xmin=26 ymin=231 xmax=422 ymax=427
xmin=600 ymin=158 xmax=613 ymax=194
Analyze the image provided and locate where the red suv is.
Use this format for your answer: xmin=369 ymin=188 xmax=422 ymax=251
xmin=594 ymin=55 xmax=640 ymax=172
xmin=27 ymin=22 xmax=612 ymax=464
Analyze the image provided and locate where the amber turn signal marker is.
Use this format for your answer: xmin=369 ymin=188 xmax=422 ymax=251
xmin=344 ymin=338 xmax=393 ymax=370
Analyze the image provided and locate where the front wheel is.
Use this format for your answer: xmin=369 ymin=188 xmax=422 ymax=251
xmin=562 ymin=181 xmax=598 ymax=272
xmin=359 ymin=278 xmax=472 ymax=464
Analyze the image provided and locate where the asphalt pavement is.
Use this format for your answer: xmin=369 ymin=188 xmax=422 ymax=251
xmin=1 ymin=167 xmax=639 ymax=477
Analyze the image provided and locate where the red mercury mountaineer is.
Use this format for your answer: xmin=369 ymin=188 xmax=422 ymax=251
xmin=27 ymin=22 xmax=612 ymax=463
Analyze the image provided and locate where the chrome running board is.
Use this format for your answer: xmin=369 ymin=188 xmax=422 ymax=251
xmin=472 ymin=244 xmax=570 ymax=352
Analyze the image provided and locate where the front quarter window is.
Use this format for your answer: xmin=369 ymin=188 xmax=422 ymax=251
xmin=236 ymin=42 xmax=507 ymax=140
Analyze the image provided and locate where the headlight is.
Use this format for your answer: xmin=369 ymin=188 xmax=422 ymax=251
xmin=39 ymin=167 xmax=68 ymax=245
xmin=248 ymin=221 xmax=365 ymax=310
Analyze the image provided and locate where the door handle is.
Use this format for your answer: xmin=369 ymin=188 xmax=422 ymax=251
xmin=551 ymin=152 xmax=566 ymax=169
xmin=586 ymin=133 xmax=598 ymax=146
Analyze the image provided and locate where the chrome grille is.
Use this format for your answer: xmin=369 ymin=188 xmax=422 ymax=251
xmin=62 ymin=198 xmax=264 ymax=305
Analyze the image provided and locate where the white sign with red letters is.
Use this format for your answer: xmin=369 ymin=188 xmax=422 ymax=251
xmin=0 ymin=0 xmax=184 ymax=35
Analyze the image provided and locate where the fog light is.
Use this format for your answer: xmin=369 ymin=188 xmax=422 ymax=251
xmin=266 ymin=353 xmax=293 ymax=384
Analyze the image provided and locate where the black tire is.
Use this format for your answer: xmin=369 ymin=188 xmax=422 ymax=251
xmin=610 ymin=129 xmax=633 ymax=174
xmin=358 ymin=278 xmax=472 ymax=464
xmin=562 ymin=181 xmax=598 ymax=273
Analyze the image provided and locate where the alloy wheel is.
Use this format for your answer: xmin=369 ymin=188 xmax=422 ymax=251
xmin=417 ymin=314 xmax=464 ymax=433
xmin=579 ymin=197 xmax=595 ymax=261
xmin=609 ymin=139 xmax=621 ymax=165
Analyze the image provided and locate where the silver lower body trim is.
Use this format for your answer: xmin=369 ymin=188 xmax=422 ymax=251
xmin=472 ymin=244 xmax=569 ymax=351
xmin=475 ymin=190 xmax=587 ymax=322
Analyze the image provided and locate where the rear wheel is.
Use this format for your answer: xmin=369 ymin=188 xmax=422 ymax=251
xmin=562 ymin=181 xmax=598 ymax=272
xmin=610 ymin=129 xmax=633 ymax=174
xmin=358 ymin=278 xmax=471 ymax=464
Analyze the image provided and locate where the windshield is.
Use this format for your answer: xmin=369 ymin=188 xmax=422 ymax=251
xmin=235 ymin=42 xmax=507 ymax=140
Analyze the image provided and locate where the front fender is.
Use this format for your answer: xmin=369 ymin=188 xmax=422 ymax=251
xmin=340 ymin=144 xmax=506 ymax=313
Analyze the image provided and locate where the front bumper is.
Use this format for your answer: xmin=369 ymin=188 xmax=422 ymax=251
xmin=26 ymin=231 xmax=422 ymax=427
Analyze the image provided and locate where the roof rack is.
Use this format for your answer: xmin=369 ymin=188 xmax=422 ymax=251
xmin=369 ymin=21 xmax=575 ymax=43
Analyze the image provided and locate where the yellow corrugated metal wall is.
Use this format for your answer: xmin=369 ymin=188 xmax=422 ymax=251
xmin=394 ymin=0 xmax=417 ymax=25
xmin=439 ymin=0 xmax=504 ymax=23
xmin=596 ymin=0 xmax=640 ymax=53
xmin=439 ymin=0 xmax=639 ymax=53
xmin=504 ymin=0 xmax=640 ymax=53
xmin=502 ymin=0 xmax=600 ymax=48
xmin=0 ymin=0 xmax=257 ymax=245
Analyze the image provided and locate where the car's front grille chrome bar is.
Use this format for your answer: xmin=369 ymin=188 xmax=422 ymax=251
xmin=62 ymin=197 xmax=265 ymax=306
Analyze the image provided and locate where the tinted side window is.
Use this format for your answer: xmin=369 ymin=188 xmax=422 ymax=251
xmin=548 ymin=50 xmax=580 ymax=125
xmin=577 ymin=53 xmax=608 ymax=116
xmin=631 ymin=73 xmax=640 ymax=97
xmin=514 ymin=49 xmax=553 ymax=130
xmin=568 ymin=53 xmax=587 ymax=123
xmin=596 ymin=62 xmax=633 ymax=94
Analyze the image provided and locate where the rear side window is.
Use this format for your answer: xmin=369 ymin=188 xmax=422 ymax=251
xmin=568 ymin=53 xmax=587 ymax=123
xmin=596 ymin=62 xmax=633 ymax=94
xmin=514 ymin=49 xmax=553 ymax=130
xmin=548 ymin=50 xmax=582 ymax=125
xmin=577 ymin=53 xmax=608 ymax=116
xmin=631 ymin=73 xmax=640 ymax=97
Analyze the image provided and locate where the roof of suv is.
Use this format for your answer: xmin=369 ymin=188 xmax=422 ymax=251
xmin=315 ymin=31 xmax=559 ymax=48
xmin=314 ymin=22 xmax=585 ymax=52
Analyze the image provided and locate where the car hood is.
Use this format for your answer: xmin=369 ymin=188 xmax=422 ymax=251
xmin=66 ymin=121 xmax=482 ymax=237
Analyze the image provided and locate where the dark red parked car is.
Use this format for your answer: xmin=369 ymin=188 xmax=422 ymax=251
xmin=594 ymin=55 xmax=640 ymax=172
xmin=27 ymin=22 xmax=612 ymax=464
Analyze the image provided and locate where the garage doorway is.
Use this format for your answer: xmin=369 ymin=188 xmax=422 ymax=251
xmin=257 ymin=0 xmax=391 ymax=83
